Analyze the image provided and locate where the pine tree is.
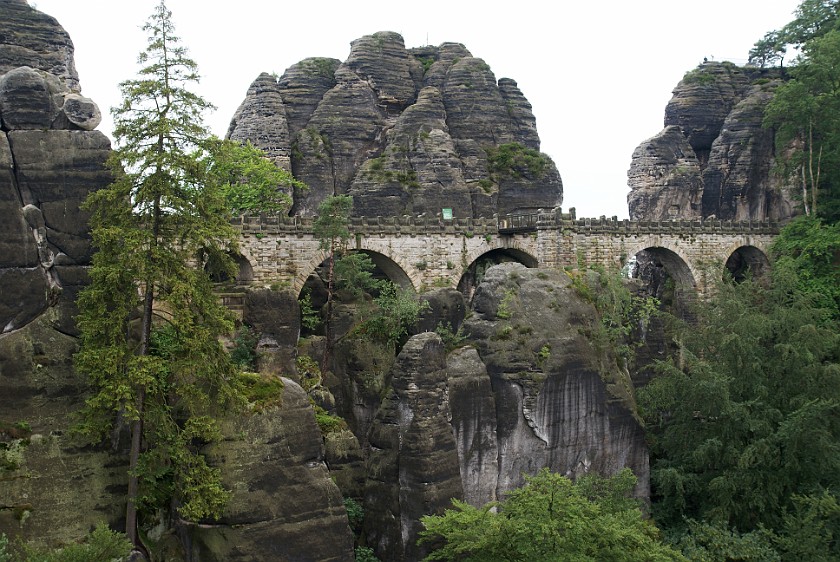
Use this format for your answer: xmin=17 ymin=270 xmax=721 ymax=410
xmin=74 ymin=1 xmax=241 ymax=545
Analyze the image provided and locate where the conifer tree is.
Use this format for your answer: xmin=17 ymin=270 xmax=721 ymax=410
xmin=75 ymin=1 xmax=241 ymax=544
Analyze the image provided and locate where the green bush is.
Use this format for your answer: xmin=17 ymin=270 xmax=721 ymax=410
xmin=18 ymin=523 xmax=132 ymax=562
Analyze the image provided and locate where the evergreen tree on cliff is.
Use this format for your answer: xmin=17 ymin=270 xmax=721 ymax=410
xmin=74 ymin=1 xmax=241 ymax=545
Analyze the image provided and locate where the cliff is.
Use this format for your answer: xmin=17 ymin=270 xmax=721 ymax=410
xmin=227 ymin=32 xmax=563 ymax=219
xmin=627 ymin=61 xmax=795 ymax=222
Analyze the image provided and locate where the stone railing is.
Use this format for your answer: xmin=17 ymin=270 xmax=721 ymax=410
xmin=231 ymin=210 xmax=781 ymax=237
xmin=231 ymin=213 xmax=499 ymax=236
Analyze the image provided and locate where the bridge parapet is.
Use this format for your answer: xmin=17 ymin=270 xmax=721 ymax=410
xmin=231 ymin=212 xmax=780 ymax=237
xmin=231 ymin=213 xmax=498 ymax=236
xmin=562 ymin=217 xmax=781 ymax=236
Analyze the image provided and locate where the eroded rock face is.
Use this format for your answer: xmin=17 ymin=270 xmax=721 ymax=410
xmin=0 ymin=2 xmax=121 ymax=546
xmin=229 ymin=31 xmax=562 ymax=218
xmin=227 ymin=72 xmax=293 ymax=172
xmin=628 ymin=62 xmax=795 ymax=221
xmin=701 ymin=83 xmax=794 ymax=221
xmin=192 ymin=379 xmax=354 ymax=562
xmin=0 ymin=315 xmax=127 ymax=544
xmin=460 ymin=264 xmax=649 ymax=499
xmin=0 ymin=0 xmax=79 ymax=90
xmin=364 ymin=333 xmax=463 ymax=562
xmin=627 ymin=125 xmax=703 ymax=220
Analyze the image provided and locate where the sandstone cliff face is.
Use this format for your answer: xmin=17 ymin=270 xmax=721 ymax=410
xmin=191 ymin=380 xmax=354 ymax=562
xmin=628 ymin=62 xmax=795 ymax=221
xmin=459 ymin=264 xmax=648 ymax=498
xmin=229 ymin=31 xmax=562 ymax=218
xmin=0 ymin=0 xmax=119 ymax=544
xmin=320 ymin=266 xmax=647 ymax=561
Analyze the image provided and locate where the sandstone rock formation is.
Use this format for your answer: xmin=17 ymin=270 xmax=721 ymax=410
xmin=317 ymin=265 xmax=647 ymax=561
xmin=364 ymin=333 xmax=463 ymax=561
xmin=191 ymin=380 xmax=354 ymax=562
xmin=460 ymin=264 xmax=648 ymax=498
xmin=0 ymin=0 xmax=118 ymax=544
xmin=229 ymin=31 xmax=562 ymax=219
xmin=628 ymin=62 xmax=795 ymax=222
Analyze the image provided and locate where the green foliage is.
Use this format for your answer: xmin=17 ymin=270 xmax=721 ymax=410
xmin=239 ymin=371 xmax=284 ymax=412
xmin=419 ymin=468 xmax=686 ymax=561
xmin=638 ymin=268 xmax=840 ymax=549
xmin=750 ymin=0 xmax=840 ymax=67
xmin=344 ymin=497 xmax=365 ymax=532
xmin=681 ymin=67 xmax=717 ymax=85
xmin=74 ymin=1 xmax=242 ymax=534
xmin=764 ymin=29 xmax=840 ymax=219
xmin=299 ymin=289 xmax=321 ymax=331
xmin=354 ymin=546 xmax=381 ymax=562
xmin=673 ymin=519 xmax=780 ymax=561
xmin=775 ymin=491 xmax=840 ymax=561
xmin=0 ymin=534 xmax=7 ymax=562
xmin=230 ymin=325 xmax=259 ymax=370
xmin=417 ymin=56 xmax=435 ymax=74
xmin=570 ymin=267 xmax=659 ymax=366
xmin=315 ymin=195 xmax=353 ymax=252
xmin=354 ymin=284 xmax=429 ymax=349
xmin=205 ymin=138 xmax=303 ymax=214
xmin=314 ymin=405 xmax=348 ymax=434
xmin=495 ymin=288 xmax=516 ymax=319
xmin=771 ymin=215 xmax=840 ymax=316
xmin=484 ymin=142 xmax=550 ymax=181
xmin=335 ymin=252 xmax=383 ymax=300
xmin=18 ymin=523 xmax=132 ymax=562
xmin=435 ymin=322 xmax=467 ymax=351
xmin=301 ymin=57 xmax=338 ymax=78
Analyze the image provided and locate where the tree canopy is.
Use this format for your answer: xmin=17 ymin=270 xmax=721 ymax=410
xmin=74 ymin=0 xmax=242 ymax=544
xmin=419 ymin=468 xmax=686 ymax=562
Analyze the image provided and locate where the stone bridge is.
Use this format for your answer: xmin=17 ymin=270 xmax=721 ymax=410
xmin=229 ymin=210 xmax=780 ymax=296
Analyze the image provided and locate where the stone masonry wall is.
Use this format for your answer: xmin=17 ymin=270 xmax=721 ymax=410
xmin=231 ymin=212 xmax=779 ymax=295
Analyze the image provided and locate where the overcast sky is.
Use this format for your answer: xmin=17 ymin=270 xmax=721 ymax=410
xmin=33 ymin=0 xmax=800 ymax=218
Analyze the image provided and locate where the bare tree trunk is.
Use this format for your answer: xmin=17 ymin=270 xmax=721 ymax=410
xmin=321 ymin=240 xmax=335 ymax=376
xmin=126 ymin=194 xmax=160 ymax=546
xmin=802 ymin=165 xmax=811 ymax=216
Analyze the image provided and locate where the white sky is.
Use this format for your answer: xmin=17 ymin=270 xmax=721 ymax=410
xmin=32 ymin=0 xmax=800 ymax=219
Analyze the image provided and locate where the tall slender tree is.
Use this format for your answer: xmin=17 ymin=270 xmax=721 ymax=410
xmin=75 ymin=1 xmax=241 ymax=545
xmin=313 ymin=195 xmax=353 ymax=374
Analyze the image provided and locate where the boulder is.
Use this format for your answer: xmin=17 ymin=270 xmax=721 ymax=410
xmin=0 ymin=66 xmax=64 ymax=130
xmin=60 ymin=93 xmax=102 ymax=131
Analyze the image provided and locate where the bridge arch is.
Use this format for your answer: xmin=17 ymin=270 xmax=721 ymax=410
xmin=628 ymin=245 xmax=696 ymax=291
xmin=294 ymin=248 xmax=414 ymax=296
xmin=724 ymin=245 xmax=770 ymax=283
xmin=458 ymin=246 xmax=539 ymax=298
xmin=206 ymin=251 xmax=255 ymax=285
